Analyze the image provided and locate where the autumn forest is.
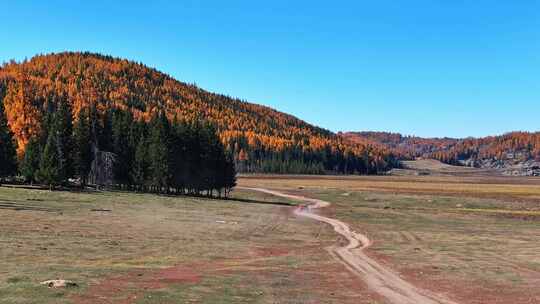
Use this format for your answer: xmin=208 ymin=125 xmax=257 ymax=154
xmin=0 ymin=52 xmax=398 ymax=181
xmin=1 ymin=52 xmax=539 ymax=189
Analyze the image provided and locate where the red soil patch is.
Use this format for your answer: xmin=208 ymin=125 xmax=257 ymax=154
xmin=71 ymin=265 xmax=202 ymax=304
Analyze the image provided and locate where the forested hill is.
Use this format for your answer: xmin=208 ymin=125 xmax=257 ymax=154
xmin=344 ymin=131 xmax=540 ymax=175
xmin=342 ymin=132 xmax=459 ymax=160
xmin=0 ymin=52 xmax=397 ymax=175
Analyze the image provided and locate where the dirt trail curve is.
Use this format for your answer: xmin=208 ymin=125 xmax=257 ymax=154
xmin=241 ymin=187 xmax=458 ymax=304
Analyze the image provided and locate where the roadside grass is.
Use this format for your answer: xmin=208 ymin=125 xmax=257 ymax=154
xmin=239 ymin=176 xmax=540 ymax=303
xmin=0 ymin=186 xmax=380 ymax=304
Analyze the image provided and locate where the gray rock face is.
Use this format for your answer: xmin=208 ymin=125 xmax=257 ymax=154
xmin=460 ymin=155 xmax=540 ymax=176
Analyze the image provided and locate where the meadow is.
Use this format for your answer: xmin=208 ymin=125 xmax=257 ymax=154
xmin=1 ymin=172 xmax=540 ymax=303
xmin=239 ymin=174 xmax=540 ymax=303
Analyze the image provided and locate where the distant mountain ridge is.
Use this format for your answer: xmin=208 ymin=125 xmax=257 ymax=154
xmin=0 ymin=52 xmax=396 ymax=175
xmin=343 ymin=131 xmax=540 ymax=176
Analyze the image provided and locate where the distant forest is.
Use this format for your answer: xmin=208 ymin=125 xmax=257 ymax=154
xmin=0 ymin=52 xmax=398 ymax=175
xmin=344 ymin=131 xmax=540 ymax=166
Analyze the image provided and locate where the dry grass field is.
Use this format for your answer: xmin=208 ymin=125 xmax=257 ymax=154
xmin=239 ymin=174 xmax=540 ymax=303
xmin=2 ymin=172 xmax=540 ymax=304
xmin=0 ymin=187 xmax=381 ymax=304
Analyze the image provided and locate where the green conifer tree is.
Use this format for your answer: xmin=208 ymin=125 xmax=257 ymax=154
xmin=73 ymin=109 xmax=93 ymax=187
xmin=148 ymin=113 xmax=170 ymax=193
xmin=0 ymin=99 xmax=17 ymax=182
xmin=20 ymin=139 xmax=41 ymax=184
xmin=37 ymin=130 xmax=61 ymax=190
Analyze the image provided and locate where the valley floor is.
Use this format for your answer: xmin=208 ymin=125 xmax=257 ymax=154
xmin=2 ymin=174 xmax=540 ymax=303
xmin=240 ymin=175 xmax=540 ymax=303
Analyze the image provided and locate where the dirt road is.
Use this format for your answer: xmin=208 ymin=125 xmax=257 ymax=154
xmin=242 ymin=187 xmax=459 ymax=304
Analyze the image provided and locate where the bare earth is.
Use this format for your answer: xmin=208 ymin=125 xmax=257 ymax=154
xmin=243 ymin=187 xmax=459 ymax=304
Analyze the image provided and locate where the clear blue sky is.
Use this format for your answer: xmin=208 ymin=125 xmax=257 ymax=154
xmin=1 ymin=1 xmax=539 ymax=138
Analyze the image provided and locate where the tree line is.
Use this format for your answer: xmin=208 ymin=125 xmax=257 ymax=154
xmin=0 ymin=95 xmax=237 ymax=197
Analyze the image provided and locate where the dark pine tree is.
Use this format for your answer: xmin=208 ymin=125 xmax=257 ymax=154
xmin=111 ymin=109 xmax=135 ymax=188
xmin=56 ymin=97 xmax=74 ymax=178
xmin=19 ymin=138 xmax=41 ymax=184
xmin=36 ymin=128 xmax=62 ymax=190
xmin=131 ymin=133 xmax=149 ymax=192
xmin=0 ymin=99 xmax=17 ymax=182
xmin=223 ymin=154 xmax=237 ymax=197
xmin=148 ymin=113 xmax=170 ymax=193
xmin=73 ymin=108 xmax=93 ymax=187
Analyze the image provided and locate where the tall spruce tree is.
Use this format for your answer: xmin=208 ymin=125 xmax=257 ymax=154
xmin=37 ymin=129 xmax=61 ymax=190
xmin=148 ymin=113 xmax=170 ymax=193
xmin=223 ymin=154 xmax=237 ymax=197
xmin=111 ymin=109 xmax=135 ymax=187
xmin=19 ymin=138 xmax=41 ymax=184
xmin=73 ymin=108 xmax=93 ymax=187
xmin=36 ymin=106 xmax=72 ymax=189
xmin=131 ymin=134 xmax=148 ymax=191
xmin=56 ymin=98 xmax=74 ymax=178
xmin=0 ymin=99 xmax=17 ymax=182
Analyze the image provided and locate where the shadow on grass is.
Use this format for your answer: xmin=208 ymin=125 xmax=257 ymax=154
xmin=223 ymin=197 xmax=294 ymax=206
xmin=0 ymin=183 xmax=295 ymax=207
xmin=0 ymin=201 xmax=59 ymax=212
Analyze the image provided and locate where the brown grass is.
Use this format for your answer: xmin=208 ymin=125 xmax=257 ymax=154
xmin=240 ymin=174 xmax=540 ymax=204
xmin=238 ymin=175 xmax=540 ymax=303
xmin=0 ymin=187 xmax=381 ymax=304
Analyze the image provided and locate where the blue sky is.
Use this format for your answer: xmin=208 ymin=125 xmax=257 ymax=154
xmin=1 ymin=1 xmax=539 ymax=138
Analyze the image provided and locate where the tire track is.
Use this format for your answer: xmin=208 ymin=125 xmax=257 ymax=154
xmin=242 ymin=187 xmax=459 ymax=304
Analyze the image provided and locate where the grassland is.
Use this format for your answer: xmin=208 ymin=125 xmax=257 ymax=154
xmin=3 ymin=172 xmax=540 ymax=304
xmin=239 ymin=175 xmax=540 ymax=303
xmin=0 ymin=187 xmax=381 ymax=304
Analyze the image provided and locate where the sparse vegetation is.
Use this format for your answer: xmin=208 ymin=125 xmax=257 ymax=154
xmin=0 ymin=186 xmax=383 ymax=304
xmin=238 ymin=175 xmax=540 ymax=303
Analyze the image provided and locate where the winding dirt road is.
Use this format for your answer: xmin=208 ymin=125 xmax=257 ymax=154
xmin=243 ymin=187 xmax=459 ymax=304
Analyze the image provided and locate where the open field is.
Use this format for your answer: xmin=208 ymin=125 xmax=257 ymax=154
xmin=240 ymin=174 xmax=540 ymax=204
xmin=396 ymin=159 xmax=493 ymax=176
xmin=2 ymin=173 xmax=540 ymax=303
xmin=0 ymin=187 xmax=382 ymax=304
xmin=239 ymin=175 xmax=540 ymax=303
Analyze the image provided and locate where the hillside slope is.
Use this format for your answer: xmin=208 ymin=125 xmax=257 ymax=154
xmin=345 ymin=131 xmax=540 ymax=176
xmin=342 ymin=131 xmax=458 ymax=159
xmin=0 ymin=52 xmax=396 ymax=174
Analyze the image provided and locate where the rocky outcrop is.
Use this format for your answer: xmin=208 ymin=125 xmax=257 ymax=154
xmin=458 ymin=155 xmax=540 ymax=176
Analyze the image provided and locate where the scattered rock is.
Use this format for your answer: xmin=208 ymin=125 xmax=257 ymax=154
xmin=40 ymin=280 xmax=78 ymax=288
xmin=215 ymin=220 xmax=238 ymax=225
